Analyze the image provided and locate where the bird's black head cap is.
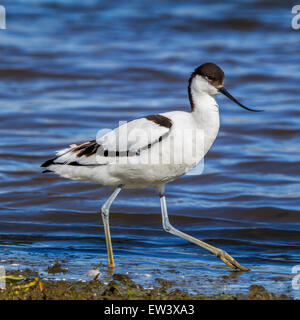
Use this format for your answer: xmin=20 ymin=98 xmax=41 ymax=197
xmin=192 ymin=62 xmax=225 ymax=88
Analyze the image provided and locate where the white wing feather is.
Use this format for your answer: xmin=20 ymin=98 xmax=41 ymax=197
xmin=49 ymin=116 xmax=171 ymax=167
xmin=98 ymin=117 xmax=169 ymax=152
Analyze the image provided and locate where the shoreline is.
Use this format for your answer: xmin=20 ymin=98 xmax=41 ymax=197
xmin=0 ymin=266 xmax=292 ymax=300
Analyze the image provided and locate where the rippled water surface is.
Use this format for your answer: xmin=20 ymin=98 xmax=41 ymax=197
xmin=0 ymin=0 xmax=300 ymax=297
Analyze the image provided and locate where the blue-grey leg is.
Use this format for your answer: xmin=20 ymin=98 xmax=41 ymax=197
xmin=101 ymin=184 xmax=124 ymax=268
xmin=159 ymin=192 xmax=249 ymax=271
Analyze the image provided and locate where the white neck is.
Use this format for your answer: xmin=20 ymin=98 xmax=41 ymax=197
xmin=190 ymin=90 xmax=218 ymax=114
xmin=189 ymin=75 xmax=219 ymax=113
xmin=188 ymin=86 xmax=220 ymax=153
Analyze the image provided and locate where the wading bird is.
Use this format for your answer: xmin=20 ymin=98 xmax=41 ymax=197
xmin=42 ymin=63 xmax=262 ymax=271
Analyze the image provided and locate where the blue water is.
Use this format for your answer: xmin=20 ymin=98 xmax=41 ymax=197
xmin=0 ymin=0 xmax=300 ymax=298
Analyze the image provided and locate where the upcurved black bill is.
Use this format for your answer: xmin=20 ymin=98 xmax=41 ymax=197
xmin=219 ymin=87 xmax=263 ymax=112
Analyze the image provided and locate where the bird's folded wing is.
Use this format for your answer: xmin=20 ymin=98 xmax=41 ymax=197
xmin=43 ymin=114 xmax=172 ymax=167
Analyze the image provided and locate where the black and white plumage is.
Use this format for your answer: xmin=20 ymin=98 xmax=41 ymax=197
xmin=41 ymin=110 xmax=208 ymax=189
xmin=42 ymin=62 xmax=261 ymax=271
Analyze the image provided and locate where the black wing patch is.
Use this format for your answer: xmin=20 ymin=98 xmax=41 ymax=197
xmin=72 ymin=140 xmax=98 ymax=157
xmin=144 ymin=114 xmax=172 ymax=128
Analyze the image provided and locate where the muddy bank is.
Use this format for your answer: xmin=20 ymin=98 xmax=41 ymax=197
xmin=0 ymin=265 xmax=292 ymax=300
